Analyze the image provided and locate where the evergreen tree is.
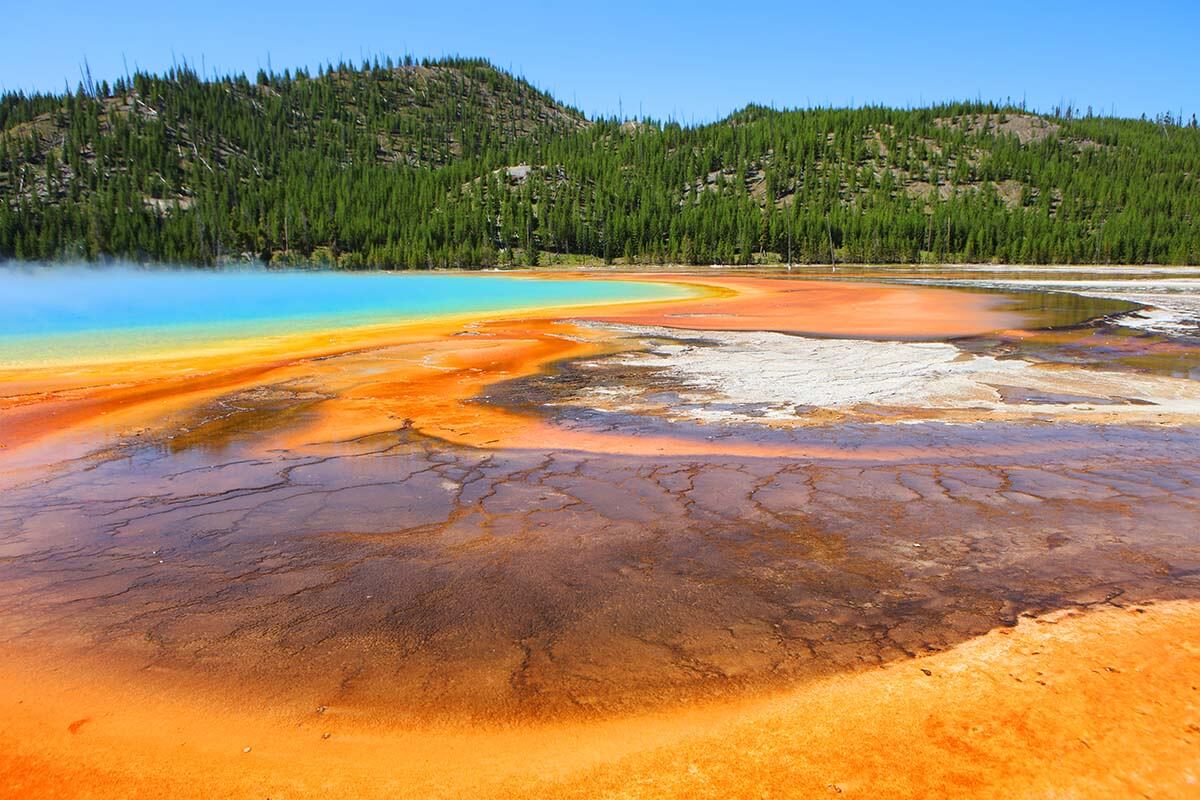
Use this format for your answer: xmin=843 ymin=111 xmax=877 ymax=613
xmin=1 ymin=59 xmax=1198 ymax=267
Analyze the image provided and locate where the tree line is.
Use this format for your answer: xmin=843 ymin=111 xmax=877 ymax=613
xmin=2 ymin=57 xmax=1198 ymax=267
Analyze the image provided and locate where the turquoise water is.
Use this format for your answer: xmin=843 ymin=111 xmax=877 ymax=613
xmin=0 ymin=267 xmax=690 ymax=364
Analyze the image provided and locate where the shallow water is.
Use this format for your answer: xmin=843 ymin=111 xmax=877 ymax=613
xmin=0 ymin=267 xmax=690 ymax=364
xmin=3 ymin=268 xmax=1200 ymax=800
xmin=2 ymin=417 xmax=1197 ymax=721
xmin=0 ymin=269 xmax=1198 ymax=722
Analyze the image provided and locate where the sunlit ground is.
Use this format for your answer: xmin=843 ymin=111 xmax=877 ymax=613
xmin=1 ymin=268 xmax=1198 ymax=798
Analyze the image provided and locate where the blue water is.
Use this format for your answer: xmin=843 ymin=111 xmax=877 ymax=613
xmin=0 ymin=267 xmax=691 ymax=364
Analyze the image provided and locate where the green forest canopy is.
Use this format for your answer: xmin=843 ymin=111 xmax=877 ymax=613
xmin=2 ymin=56 xmax=1199 ymax=268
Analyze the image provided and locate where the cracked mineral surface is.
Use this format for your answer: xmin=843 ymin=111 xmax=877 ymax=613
xmin=1 ymin=270 xmax=1198 ymax=799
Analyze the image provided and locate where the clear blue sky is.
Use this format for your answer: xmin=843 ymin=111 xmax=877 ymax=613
xmin=2 ymin=0 xmax=1197 ymax=123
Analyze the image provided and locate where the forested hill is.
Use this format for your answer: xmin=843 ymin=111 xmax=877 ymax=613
xmin=2 ymin=56 xmax=1199 ymax=267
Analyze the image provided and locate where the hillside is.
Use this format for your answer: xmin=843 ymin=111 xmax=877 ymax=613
xmin=1 ymin=57 xmax=1199 ymax=267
